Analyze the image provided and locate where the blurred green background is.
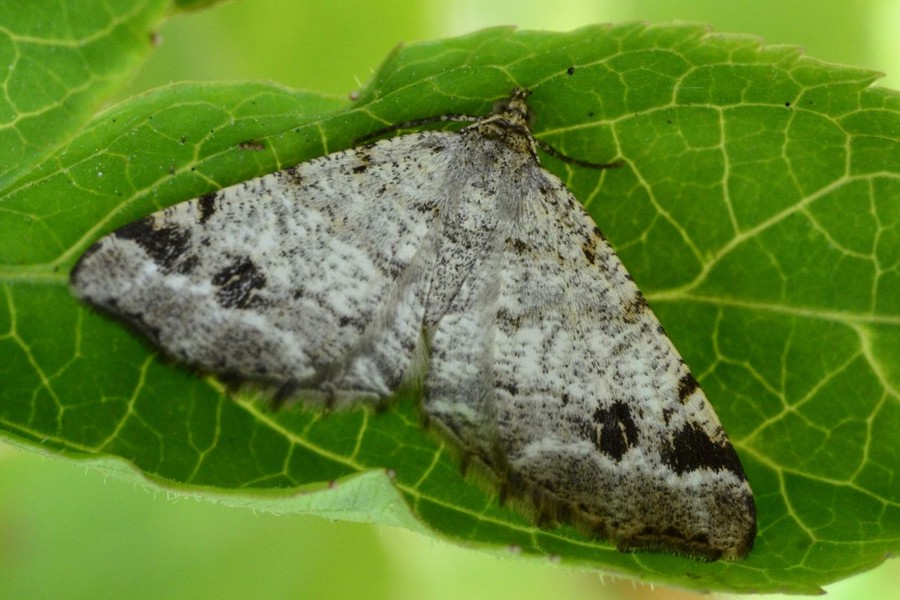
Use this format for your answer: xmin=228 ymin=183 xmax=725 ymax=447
xmin=123 ymin=0 xmax=899 ymax=96
xmin=2 ymin=1 xmax=897 ymax=598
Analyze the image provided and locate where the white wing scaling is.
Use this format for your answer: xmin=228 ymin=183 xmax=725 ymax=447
xmin=71 ymin=89 xmax=756 ymax=559
xmin=417 ymin=100 xmax=755 ymax=559
xmin=72 ymin=134 xmax=456 ymax=404
xmin=494 ymin=170 xmax=754 ymax=559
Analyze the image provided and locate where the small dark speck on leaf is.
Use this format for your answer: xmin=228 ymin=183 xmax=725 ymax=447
xmin=785 ymin=101 xmax=792 ymax=107
xmin=566 ymin=66 xmax=576 ymax=76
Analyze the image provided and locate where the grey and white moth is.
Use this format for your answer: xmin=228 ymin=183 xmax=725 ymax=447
xmin=71 ymin=89 xmax=756 ymax=560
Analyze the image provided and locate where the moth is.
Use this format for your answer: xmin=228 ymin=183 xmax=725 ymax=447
xmin=71 ymin=88 xmax=756 ymax=560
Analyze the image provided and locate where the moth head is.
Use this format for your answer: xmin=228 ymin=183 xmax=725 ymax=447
xmin=491 ymin=88 xmax=535 ymax=130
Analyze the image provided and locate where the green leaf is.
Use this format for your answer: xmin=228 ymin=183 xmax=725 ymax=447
xmin=1 ymin=12 xmax=898 ymax=594
xmin=0 ymin=0 xmax=170 ymax=187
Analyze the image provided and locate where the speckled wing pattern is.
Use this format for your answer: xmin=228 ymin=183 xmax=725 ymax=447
xmin=71 ymin=89 xmax=756 ymax=560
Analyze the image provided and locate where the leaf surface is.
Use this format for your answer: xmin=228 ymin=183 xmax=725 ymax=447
xmin=1 ymin=14 xmax=898 ymax=594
